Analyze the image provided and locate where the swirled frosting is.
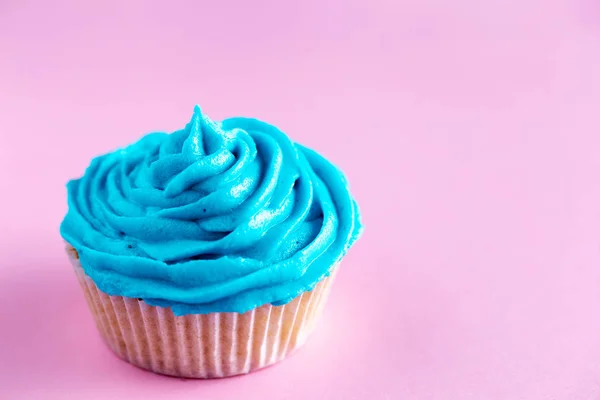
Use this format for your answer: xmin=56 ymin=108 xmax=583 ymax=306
xmin=60 ymin=106 xmax=362 ymax=315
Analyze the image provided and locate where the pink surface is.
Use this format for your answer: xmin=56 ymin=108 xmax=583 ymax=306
xmin=1 ymin=0 xmax=600 ymax=399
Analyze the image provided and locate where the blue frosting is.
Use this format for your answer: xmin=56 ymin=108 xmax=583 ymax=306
xmin=60 ymin=106 xmax=362 ymax=315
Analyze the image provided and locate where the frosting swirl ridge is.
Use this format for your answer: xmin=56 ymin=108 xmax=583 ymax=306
xmin=60 ymin=106 xmax=362 ymax=315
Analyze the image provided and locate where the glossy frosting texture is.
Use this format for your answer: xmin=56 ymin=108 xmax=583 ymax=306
xmin=60 ymin=106 xmax=362 ymax=315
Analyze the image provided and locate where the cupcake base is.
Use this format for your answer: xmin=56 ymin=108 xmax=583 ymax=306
xmin=67 ymin=246 xmax=337 ymax=378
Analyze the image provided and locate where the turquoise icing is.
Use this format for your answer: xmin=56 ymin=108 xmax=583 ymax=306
xmin=60 ymin=106 xmax=363 ymax=315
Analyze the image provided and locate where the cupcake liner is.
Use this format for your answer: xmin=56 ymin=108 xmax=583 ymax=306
xmin=67 ymin=246 xmax=337 ymax=378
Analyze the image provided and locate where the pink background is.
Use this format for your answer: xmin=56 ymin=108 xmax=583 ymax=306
xmin=2 ymin=0 xmax=600 ymax=399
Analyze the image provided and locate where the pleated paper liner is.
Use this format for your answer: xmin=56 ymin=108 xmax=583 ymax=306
xmin=66 ymin=245 xmax=337 ymax=378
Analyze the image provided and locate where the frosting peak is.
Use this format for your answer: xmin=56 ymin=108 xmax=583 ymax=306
xmin=61 ymin=106 xmax=362 ymax=315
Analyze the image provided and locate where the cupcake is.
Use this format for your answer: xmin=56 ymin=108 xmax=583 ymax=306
xmin=60 ymin=106 xmax=363 ymax=378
